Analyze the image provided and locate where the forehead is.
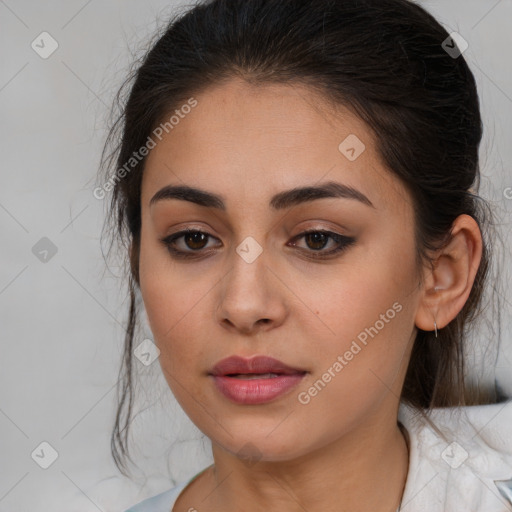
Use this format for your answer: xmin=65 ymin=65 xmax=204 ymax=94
xmin=141 ymin=78 xmax=410 ymax=217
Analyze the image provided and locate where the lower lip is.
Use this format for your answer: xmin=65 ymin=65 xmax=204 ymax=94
xmin=211 ymin=374 xmax=306 ymax=405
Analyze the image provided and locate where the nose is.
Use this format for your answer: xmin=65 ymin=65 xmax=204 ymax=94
xmin=215 ymin=245 xmax=288 ymax=335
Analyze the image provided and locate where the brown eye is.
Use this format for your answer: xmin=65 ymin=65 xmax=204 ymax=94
xmin=304 ymin=231 xmax=330 ymax=250
xmin=183 ymin=231 xmax=209 ymax=250
xmin=288 ymin=229 xmax=356 ymax=259
xmin=160 ymin=229 xmax=220 ymax=259
xmin=160 ymin=228 xmax=355 ymax=261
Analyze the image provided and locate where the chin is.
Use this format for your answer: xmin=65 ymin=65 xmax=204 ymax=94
xmin=213 ymin=429 xmax=313 ymax=464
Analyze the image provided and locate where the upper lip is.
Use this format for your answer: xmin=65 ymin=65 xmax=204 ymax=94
xmin=209 ymin=355 xmax=306 ymax=376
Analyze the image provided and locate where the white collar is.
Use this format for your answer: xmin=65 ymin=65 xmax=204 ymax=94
xmin=398 ymin=400 xmax=512 ymax=511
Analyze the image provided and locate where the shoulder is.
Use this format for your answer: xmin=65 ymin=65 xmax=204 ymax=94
xmin=123 ymin=480 xmax=189 ymax=512
xmin=398 ymin=400 xmax=512 ymax=512
xmin=123 ymin=464 xmax=213 ymax=512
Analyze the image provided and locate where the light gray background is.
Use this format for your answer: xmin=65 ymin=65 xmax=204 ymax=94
xmin=1 ymin=1 xmax=511 ymax=511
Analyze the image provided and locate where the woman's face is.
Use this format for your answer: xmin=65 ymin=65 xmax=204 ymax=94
xmin=139 ymin=78 xmax=423 ymax=462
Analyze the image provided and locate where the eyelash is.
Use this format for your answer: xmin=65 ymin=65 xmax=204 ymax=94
xmin=160 ymin=228 xmax=356 ymax=260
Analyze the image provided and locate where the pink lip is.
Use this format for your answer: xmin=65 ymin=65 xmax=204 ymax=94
xmin=209 ymin=355 xmax=307 ymax=405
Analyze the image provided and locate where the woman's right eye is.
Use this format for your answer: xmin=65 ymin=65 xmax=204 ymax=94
xmin=160 ymin=229 xmax=220 ymax=259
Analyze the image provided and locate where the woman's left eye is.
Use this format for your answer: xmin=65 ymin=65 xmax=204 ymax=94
xmin=160 ymin=229 xmax=356 ymax=260
xmin=288 ymin=229 xmax=356 ymax=258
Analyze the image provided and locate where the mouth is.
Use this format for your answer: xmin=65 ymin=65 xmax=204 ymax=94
xmin=226 ymin=372 xmax=286 ymax=379
xmin=209 ymin=355 xmax=307 ymax=405
xmin=209 ymin=354 xmax=307 ymax=377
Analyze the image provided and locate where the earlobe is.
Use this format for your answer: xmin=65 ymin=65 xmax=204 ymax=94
xmin=414 ymin=214 xmax=483 ymax=334
xmin=432 ymin=285 xmax=445 ymax=337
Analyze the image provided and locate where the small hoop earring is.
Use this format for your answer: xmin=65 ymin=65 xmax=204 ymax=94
xmin=434 ymin=320 xmax=438 ymax=338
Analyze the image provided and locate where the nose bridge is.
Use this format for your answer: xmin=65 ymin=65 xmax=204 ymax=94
xmin=227 ymin=234 xmax=268 ymax=297
xmin=227 ymin=203 xmax=270 ymax=277
xmin=216 ymin=233 xmax=285 ymax=332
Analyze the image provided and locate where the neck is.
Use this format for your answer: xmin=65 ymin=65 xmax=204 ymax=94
xmin=204 ymin=405 xmax=409 ymax=512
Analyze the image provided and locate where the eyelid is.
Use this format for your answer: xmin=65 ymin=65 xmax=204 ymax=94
xmin=160 ymin=226 xmax=356 ymax=260
xmin=287 ymin=228 xmax=355 ymax=254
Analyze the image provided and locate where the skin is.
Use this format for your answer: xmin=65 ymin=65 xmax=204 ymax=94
xmin=137 ymin=77 xmax=483 ymax=512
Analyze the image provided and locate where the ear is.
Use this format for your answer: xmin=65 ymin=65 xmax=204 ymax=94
xmin=415 ymin=214 xmax=483 ymax=333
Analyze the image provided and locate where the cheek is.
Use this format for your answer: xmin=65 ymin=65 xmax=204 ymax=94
xmin=301 ymin=241 xmax=417 ymax=384
xmin=139 ymin=265 xmax=212 ymax=410
xmin=307 ymin=261 xmax=407 ymax=341
xmin=140 ymin=275 xmax=209 ymax=361
xmin=138 ymin=235 xmax=209 ymax=368
xmin=293 ymin=282 xmax=413 ymax=434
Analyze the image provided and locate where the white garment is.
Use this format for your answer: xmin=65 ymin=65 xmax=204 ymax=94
xmin=124 ymin=400 xmax=512 ymax=511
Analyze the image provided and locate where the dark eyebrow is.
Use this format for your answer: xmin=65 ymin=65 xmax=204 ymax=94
xmin=270 ymin=181 xmax=374 ymax=209
xmin=149 ymin=180 xmax=374 ymax=210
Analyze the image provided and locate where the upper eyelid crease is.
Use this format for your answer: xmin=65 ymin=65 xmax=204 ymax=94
xmin=149 ymin=181 xmax=375 ymax=210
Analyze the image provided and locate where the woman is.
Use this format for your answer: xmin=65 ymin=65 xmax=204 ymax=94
xmin=97 ymin=0 xmax=512 ymax=510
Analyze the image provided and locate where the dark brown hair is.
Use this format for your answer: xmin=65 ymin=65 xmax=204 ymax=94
xmin=97 ymin=0 xmax=503 ymax=477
